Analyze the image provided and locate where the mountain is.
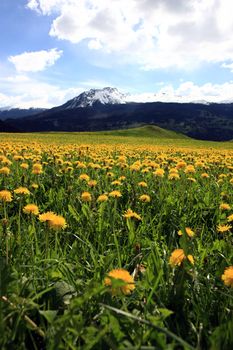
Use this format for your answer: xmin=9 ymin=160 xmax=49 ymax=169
xmin=3 ymin=87 xmax=233 ymax=141
xmin=0 ymin=119 xmax=19 ymax=132
xmin=60 ymin=87 xmax=127 ymax=109
xmin=0 ymin=108 xmax=47 ymax=120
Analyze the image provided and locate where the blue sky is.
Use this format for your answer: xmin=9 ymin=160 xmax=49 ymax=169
xmin=1 ymin=0 xmax=233 ymax=108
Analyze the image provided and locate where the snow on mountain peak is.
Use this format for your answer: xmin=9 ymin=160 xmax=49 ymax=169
xmin=63 ymin=87 xmax=127 ymax=108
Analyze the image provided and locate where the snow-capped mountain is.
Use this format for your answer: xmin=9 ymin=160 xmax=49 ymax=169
xmin=62 ymin=87 xmax=128 ymax=109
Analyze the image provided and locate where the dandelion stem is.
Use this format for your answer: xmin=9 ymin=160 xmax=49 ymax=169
xmin=1 ymin=296 xmax=45 ymax=338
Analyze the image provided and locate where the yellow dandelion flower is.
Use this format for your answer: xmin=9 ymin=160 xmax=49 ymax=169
xmin=79 ymin=174 xmax=90 ymax=181
xmin=168 ymin=172 xmax=180 ymax=180
xmin=139 ymin=194 xmax=151 ymax=203
xmin=130 ymin=165 xmax=140 ymax=172
xmin=39 ymin=211 xmax=56 ymax=222
xmin=48 ymin=215 xmax=67 ymax=230
xmin=185 ymin=165 xmax=195 ymax=174
xmin=14 ymin=187 xmax=30 ymax=195
xmin=154 ymin=168 xmax=165 ymax=177
xmin=169 ymin=249 xmax=185 ymax=266
xmin=169 ymin=168 xmax=178 ymax=174
xmin=219 ymin=203 xmax=231 ymax=211
xmin=97 ymin=194 xmax=108 ymax=202
xmin=109 ymin=190 xmax=122 ymax=198
xmin=221 ymin=266 xmax=233 ymax=287
xmin=107 ymin=171 xmax=114 ymax=177
xmin=169 ymin=248 xmax=194 ymax=267
xmin=13 ymin=155 xmax=24 ymax=161
xmin=0 ymin=167 xmax=10 ymax=175
xmin=118 ymin=155 xmax=127 ymax=162
xmin=123 ymin=209 xmax=142 ymax=221
xmin=0 ymin=190 xmax=12 ymax=202
xmin=111 ymin=180 xmax=122 ymax=186
xmin=187 ymin=255 xmax=194 ymax=265
xmin=23 ymin=204 xmax=39 ymax=215
xmin=141 ymin=168 xmax=150 ymax=173
xmin=104 ymin=269 xmax=135 ymax=295
xmin=64 ymin=166 xmax=73 ymax=173
xmin=186 ymin=228 xmax=195 ymax=237
xmin=1 ymin=158 xmax=11 ymax=166
xmin=138 ymin=181 xmax=147 ymax=187
xmin=201 ymin=173 xmax=209 ymax=178
xmin=20 ymin=163 xmax=29 ymax=170
xmin=176 ymin=161 xmax=186 ymax=169
xmin=178 ymin=227 xmax=195 ymax=237
xmin=81 ymin=191 xmax=92 ymax=202
xmin=227 ymin=214 xmax=233 ymax=222
xmin=76 ymin=161 xmax=86 ymax=169
xmin=31 ymin=183 xmax=39 ymax=189
xmin=32 ymin=163 xmax=43 ymax=174
xmin=187 ymin=177 xmax=197 ymax=183
xmin=217 ymin=224 xmax=232 ymax=233
xmin=88 ymin=180 xmax=97 ymax=187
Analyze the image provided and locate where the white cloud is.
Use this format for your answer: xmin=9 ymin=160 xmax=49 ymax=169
xmin=3 ymin=75 xmax=30 ymax=83
xmin=26 ymin=0 xmax=233 ymax=70
xmin=0 ymin=74 xmax=84 ymax=108
xmin=26 ymin=0 xmax=68 ymax=15
xmin=2 ymin=75 xmax=233 ymax=109
xmin=222 ymin=62 xmax=233 ymax=73
xmin=8 ymin=48 xmax=63 ymax=72
xmin=128 ymin=81 xmax=233 ymax=103
xmin=26 ymin=0 xmax=40 ymax=13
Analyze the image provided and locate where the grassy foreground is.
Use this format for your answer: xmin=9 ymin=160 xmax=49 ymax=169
xmin=0 ymin=128 xmax=233 ymax=349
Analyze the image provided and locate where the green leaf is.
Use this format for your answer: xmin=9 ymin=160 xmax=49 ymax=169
xmin=68 ymin=204 xmax=80 ymax=223
xmin=158 ymin=308 xmax=174 ymax=320
xmin=39 ymin=310 xmax=58 ymax=324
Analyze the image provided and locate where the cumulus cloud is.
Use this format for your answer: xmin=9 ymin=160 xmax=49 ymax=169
xmin=8 ymin=48 xmax=63 ymax=72
xmin=26 ymin=0 xmax=68 ymax=15
xmin=26 ymin=0 xmax=233 ymax=70
xmin=128 ymin=81 xmax=233 ymax=103
xmin=26 ymin=0 xmax=40 ymax=13
xmin=0 ymin=74 xmax=84 ymax=108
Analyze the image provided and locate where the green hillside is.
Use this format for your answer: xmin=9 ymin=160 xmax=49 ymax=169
xmin=96 ymin=125 xmax=189 ymax=139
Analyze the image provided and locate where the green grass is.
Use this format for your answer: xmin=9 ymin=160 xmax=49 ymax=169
xmin=95 ymin=125 xmax=189 ymax=139
xmin=1 ymin=124 xmax=233 ymax=149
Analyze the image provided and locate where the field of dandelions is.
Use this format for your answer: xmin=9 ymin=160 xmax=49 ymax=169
xmin=0 ymin=132 xmax=233 ymax=350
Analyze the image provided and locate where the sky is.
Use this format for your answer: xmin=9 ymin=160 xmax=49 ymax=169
xmin=1 ymin=0 xmax=233 ymax=108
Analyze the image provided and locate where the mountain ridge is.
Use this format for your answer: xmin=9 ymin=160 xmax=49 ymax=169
xmin=0 ymin=108 xmax=47 ymax=120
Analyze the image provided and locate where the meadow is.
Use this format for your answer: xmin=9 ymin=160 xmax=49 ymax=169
xmin=0 ymin=127 xmax=233 ymax=349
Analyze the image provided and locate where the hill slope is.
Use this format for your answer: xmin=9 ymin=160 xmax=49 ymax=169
xmin=96 ymin=125 xmax=189 ymax=139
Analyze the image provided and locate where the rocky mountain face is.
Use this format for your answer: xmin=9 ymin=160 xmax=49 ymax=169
xmin=60 ymin=87 xmax=127 ymax=109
